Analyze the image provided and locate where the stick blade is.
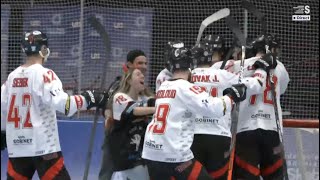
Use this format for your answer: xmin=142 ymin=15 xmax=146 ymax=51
xmin=241 ymin=0 xmax=266 ymax=33
xmin=196 ymin=8 xmax=230 ymax=45
xmin=202 ymin=8 xmax=230 ymax=26
xmin=241 ymin=0 xmax=264 ymax=20
xmin=225 ymin=16 xmax=246 ymax=47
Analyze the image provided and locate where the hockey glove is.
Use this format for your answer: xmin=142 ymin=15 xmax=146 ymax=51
xmin=223 ymin=84 xmax=247 ymax=103
xmin=81 ymin=90 xmax=108 ymax=110
xmin=253 ymin=53 xmax=278 ymax=73
xmin=1 ymin=131 xmax=6 ymax=151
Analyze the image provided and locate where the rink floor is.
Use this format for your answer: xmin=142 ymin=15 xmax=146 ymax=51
xmin=1 ymin=120 xmax=318 ymax=180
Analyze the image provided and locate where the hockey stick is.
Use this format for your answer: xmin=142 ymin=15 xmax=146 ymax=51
xmin=195 ymin=8 xmax=230 ymax=45
xmin=219 ymin=0 xmax=266 ymax=70
xmin=83 ymin=16 xmax=111 ymax=180
xmin=224 ymin=16 xmax=246 ymax=180
xmin=242 ymin=2 xmax=289 ymax=177
xmin=266 ymin=46 xmax=289 ymax=180
xmin=241 ymin=0 xmax=267 ymax=35
xmin=219 ymin=46 xmax=234 ymax=70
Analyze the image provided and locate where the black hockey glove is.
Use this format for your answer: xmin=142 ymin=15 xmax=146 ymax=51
xmin=81 ymin=90 xmax=108 ymax=110
xmin=1 ymin=131 xmax=6 ymax=151
xmin=223 ymin=84 xmax=247 ymax=103
xmin=253 ymin=53 xmax=278 ymax=73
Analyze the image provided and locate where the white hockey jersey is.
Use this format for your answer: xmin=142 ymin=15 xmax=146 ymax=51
xmin=211 ymin=60 xmax=236 ymax=73
xmin=142 ymin=79 xmax=233 ymax=163
xmin=191 ymin=67 xmax=267 ymax=137
xmin=1 ymin=64 xmax=88 ymax=157
xmin=155 ymin=68 xmax=172 ymax=92
xmin=233 ymin=57 xmax=290 ymax=133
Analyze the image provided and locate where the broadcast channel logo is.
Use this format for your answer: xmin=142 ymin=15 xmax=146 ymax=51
xmin=292 ymin=5 xmax=310 ymax=21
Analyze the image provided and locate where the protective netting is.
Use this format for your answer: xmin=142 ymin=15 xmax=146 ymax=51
xmin=0 ymin=1 xmax=319 ymax=178
xmin=1 ymin=0 xmax=318 ymax=120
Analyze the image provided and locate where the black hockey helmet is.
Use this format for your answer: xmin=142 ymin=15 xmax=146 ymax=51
xmin=168 ymin=47 xmax=193 ymax=72
xmin=21 ymin=30 xmax=50 ymax=60
xmin=265 ymin=34 xmax=281 ymax=49
xmin=190 ymin=42 xmax=212 ymax=67
xmin=164 ymin=40 xmax=185 ymax=68
xmin=202 ymin=34 xmax=225 ymax=53
xmin=250 ymin=33 xmax=280 ymax=54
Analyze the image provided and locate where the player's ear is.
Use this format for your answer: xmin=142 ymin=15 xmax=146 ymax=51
xmin=127 ymin=61 xmax=133 ymax=69
xmin=39 ymin=45 xmax=50 ymax=61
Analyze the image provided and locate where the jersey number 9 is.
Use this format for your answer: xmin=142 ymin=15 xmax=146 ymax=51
xmin=148 ymin=104 xmax=170 ymax=134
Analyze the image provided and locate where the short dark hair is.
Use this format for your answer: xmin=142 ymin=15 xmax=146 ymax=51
xmin=127 ymin=49 xmax=146 ymax=63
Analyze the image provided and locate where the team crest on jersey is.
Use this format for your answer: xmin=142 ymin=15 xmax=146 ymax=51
xmin=201 ymin=99 xmax=209 ymax=107
xmin=182 ymin=110 xmax=192 ymax=118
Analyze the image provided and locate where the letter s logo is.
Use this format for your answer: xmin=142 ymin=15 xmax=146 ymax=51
xmin=304 ymin=5 xmax=310 ymax=14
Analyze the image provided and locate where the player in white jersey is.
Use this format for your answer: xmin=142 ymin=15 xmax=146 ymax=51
xmin=190 ymin=40 xmax=274 ymax=179
xmin=155 ymin=40 xmax=184 ymax=92
xmin=232 ymin=34 xmax=290 ymax=180
xmin=142 ymin=47 xmax=247 ymax=180
xmin=0 ymin=30 xmax=107 ymax=180
xmin=201 ymin=34 xmax=226 ymax=65
xmin=211 ymin=37 xmax=255 ymax=73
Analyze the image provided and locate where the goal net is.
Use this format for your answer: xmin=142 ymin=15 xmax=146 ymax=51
xmin=1 ymin=0 xmax=318 ymax=179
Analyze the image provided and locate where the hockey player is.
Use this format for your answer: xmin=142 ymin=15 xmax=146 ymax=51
xmin=201 ymin=34 xmax=225 ymax=65
xmin=142 ymin=47 xmax=247 ymax=180
xmin=155 ymin=40 xmax=184 ymax=92
xmin=190 ymin=41 xmax=276 ymax=179
xmin=0 ymin=30 xmax=107 ymax=179
xmin=211 ymin=37 xmax=254 ymax=73
xmin=109 ymin=68 xmax=155 ymax=180
xmin=232 ymin=34 xmax=290 ymax=180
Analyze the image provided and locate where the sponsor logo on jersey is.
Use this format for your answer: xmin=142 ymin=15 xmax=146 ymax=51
xmin=165 ymin=158 xmax=176 ymax=162
xmin=144 ymin=140 xmax=163 ymax=150
xmin=221 ymin=131 xmax=229 ymax=136
xmin=251 ymin=110 xmax=271 ymax=120
xmin=182 ymin=110 xmax=192 ymax=118
xmin=13 ymin=136 xmax=33 ymax=145
xmin=35 ymin=150 xmax=45 ymax=155
xmin=195 ymin=116 xmax=219 ymax=124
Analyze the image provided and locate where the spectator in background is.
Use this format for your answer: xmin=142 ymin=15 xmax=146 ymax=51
xmin=109 ymin=68 xmax=155 ymax=180
xmin=99 ymin=49 xmax=149 ymax=180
